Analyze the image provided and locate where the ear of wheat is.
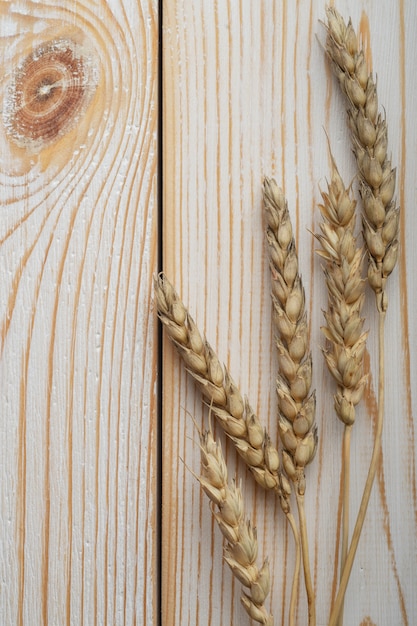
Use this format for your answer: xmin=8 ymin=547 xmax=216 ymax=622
xmin=154 ymin=272 xmax=281 ymax=493
xmin=316 ymin=149 xmax=368 ymax=427
xmin=195 ymin=426 xmax=274 ymax=625
xmin=325 ymin=6 xmax=399 ymax=314
xmin=263 ymin=178 xmax=318 ymax=626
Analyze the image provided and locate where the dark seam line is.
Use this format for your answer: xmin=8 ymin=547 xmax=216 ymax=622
xmin=156 ymin=1 xmax=163 ymax=624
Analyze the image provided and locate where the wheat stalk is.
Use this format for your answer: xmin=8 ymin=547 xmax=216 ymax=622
xmin=193 ymin=425 xmax=273 ymax=625
xmin=263 ymin=178 xmax=318 ymax=626
xmin=324 ymin=8 xmax=398 ymax=625
xmin=154 ymin=272 xmax=282 ymax=494
xmin=315 ymin=148 xmax=368 ymax=626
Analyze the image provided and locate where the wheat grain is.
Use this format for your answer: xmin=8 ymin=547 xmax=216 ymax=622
xmin=154 ymin=272 xmax=280 ymax=493
xmin=195 ymin=427 xmax=273 ymax=626
xmin=325 ymin=6 xmax=399 ymax=313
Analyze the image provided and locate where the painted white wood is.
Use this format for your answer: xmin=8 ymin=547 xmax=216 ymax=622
xmin=0 ymin=1 xmax=159 ymax=624
xmin=1 ymin=1 xmax=415 ymax=624
xmin=162 ymin=1 xmax=417 ymax=625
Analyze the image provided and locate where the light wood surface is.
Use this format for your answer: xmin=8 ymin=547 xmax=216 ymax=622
xmin=1 ymin=1 xmax=416 ymax=625
xmin=0 ymin=1 xmax=158 ymax=624
xmin=162 ymin=1 xmax=417 ymax=625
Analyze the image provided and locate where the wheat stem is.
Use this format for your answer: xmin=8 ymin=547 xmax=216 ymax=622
xmin=329 ymin=310 xmax=385 ymax=626
xmin=295 ymin=488 xmax=316 ymax=626
xmin=338 ymin=423 xmax=352 ymax=626
xmin=286 ymin=510 xmax=301 ymax=626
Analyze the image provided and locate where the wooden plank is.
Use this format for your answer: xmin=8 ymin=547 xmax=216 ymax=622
xmin=162 ymin=1 xmax=417 ymax=624
xmin=0 ymin=1 xmax=159 ymax=624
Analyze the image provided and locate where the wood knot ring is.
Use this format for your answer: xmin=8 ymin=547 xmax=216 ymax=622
xmin=3 ymin=39 xmax=98 ymax=151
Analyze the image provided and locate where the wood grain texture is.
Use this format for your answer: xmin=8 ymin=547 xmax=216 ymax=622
xmin=162 ymin=1 xmax=417 ymax=625
xmin=0 ymin=1 xmax=158 ymax=624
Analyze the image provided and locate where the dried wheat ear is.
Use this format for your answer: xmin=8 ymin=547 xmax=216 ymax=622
xmin=195 ymin=426 xmax=273 ymax=625
xmin=262 ymin=178 xmax=317 ymax=625
xmin=315 ymin=151 xmax=368 ymax=425
xmin=325 ymin=6 xmax=399 ymax=313
xmin=154 ymin=273 xmax=281 ymax=493
xmin=263 ymin=178 xmax=318 ymax=497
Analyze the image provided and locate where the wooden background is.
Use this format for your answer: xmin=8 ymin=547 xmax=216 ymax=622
xmin=1 ymin=1 xmax=416 ymax=625
xmin=0 ymin=1 xmax=158 ymax=624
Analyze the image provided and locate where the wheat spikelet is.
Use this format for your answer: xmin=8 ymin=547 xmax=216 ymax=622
xmin=325 ymin=6 xmax=399 ymax=313
xmin=195 ymin=427 xmax=273 ymax=626
xmin=316 ymin=151 xmax=368 ymax=425
xmin=154 ymin=272 xmax=280 ymax=493
xmin=263 ymin=178 xmax=317 ymax=496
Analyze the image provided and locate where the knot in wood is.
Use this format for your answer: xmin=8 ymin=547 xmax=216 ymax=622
xmin=3 ymin=39 xmax=98 ymax=151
